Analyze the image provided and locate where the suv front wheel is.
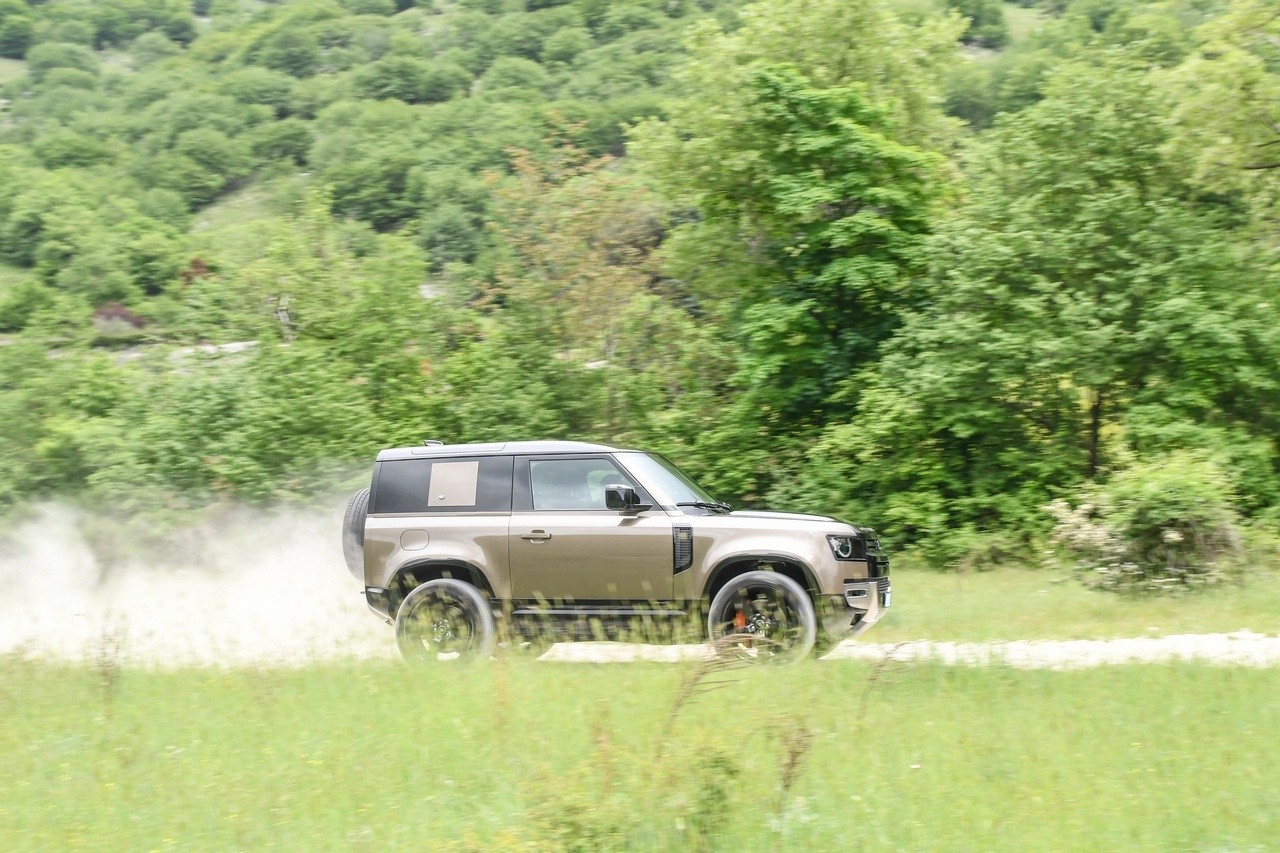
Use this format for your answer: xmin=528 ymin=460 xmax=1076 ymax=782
xmin=395 ymin=579 xmax=497 ymax=662
xmin=707 ymin=571 xmax=817 ymax=662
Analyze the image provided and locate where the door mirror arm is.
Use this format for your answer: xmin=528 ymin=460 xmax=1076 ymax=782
xmin=604 ymin=485 xmax=651 ymax=513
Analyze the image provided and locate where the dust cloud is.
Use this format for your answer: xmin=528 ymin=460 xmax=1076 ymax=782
xmin=0 ymin=503 xmax=392 ymax=667
xmin=3 ymin=505 xmax=1277 ymax=669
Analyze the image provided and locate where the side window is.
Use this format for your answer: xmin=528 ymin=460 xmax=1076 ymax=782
xmin=372 ymin=456 xmax=513 ymax=513
xmin=428 ymin=461 xmax=479 ymax=507
xmin=528 ymin=458 xmax=637 ymax=511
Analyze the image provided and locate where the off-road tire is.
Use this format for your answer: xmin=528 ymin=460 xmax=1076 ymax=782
xmin=342 ymin=488 xmax=369 ymax=580
xmin=395 ymin=578 xmax=497 ymax=662
xmin=707 ymin=570 xmax=817 ymax=662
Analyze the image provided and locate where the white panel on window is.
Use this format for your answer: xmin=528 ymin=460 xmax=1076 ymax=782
xmin=428 ymin=461 xmax=480 ymax=507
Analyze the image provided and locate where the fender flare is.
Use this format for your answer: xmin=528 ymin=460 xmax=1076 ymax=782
xmin=388 ymin=557 xmax=499 ymax=607
xmin=700 ymin=552 xmax=819 ymax=602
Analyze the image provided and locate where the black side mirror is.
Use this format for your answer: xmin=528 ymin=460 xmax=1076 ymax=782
xmin=605 ymin=485 xmax=649 ymax=512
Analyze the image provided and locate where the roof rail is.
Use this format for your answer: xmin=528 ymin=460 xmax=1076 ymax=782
xmin=422 ymin=439 xmax=444 ymax=447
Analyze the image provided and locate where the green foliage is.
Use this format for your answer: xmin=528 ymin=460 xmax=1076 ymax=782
xmin=253 ymin=27 xmax=320 ymax=77
xmin=245 ymin=118 xmax=313 ymax=165
xmin=631 ymin=0 xmax=961 ymax=497
xmin=0 ymin=10 xmax=33 ymax=59
xmin=1047 ymin=452 xmax=1245 ymax=593
xmin=0 ymin=277 xmax=54 ymax=332
xmin=84 ymin=0 xmax=197 ymax=48
xmin=218 ymin=67 xmax=296 ymax=115
xmin=1165 ymin=0 xmax=1280 ymax=235
xmin=342 ymin=0 xmax=396 ymax=14
xmin=0 ymin=0 xmax=1277 ymax=569
xmin=130 ymin=31 xmax=182 ymax=67
xmin=354 ymin=55 xmax=471 ymax=103
xmin=31 ymin=129 xmax=113 ymax=168
xmin=802 ymin=60 xmax=1280 ymax=559
xmin=25 ymin=41 xmax=100 ymax=82
xmin=947 ymin=0 xmax=1010 ymax=47
xmin=478 ymin=55 xmax=553 ymax=97
xmin=541 ymin=25 xmax=592 ymax=63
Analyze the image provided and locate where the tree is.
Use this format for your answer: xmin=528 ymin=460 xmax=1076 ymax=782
xmin=809 ymin=62 xmax=1280 ymax=555
xmin=25 ymin=41 xmax=100 ymax=82
xmin=255 ymin=27 xmax=320 ymax=77
xmin=629 ymin=0 xmax=962 ymax=498
xmin=0 ymin=9 xmax=33 ymax=59
xmin=1165 ymin=0 xmax=1280 ymax=232
xmin=947 ymin=0 xmax=1009 ymax=48
xmin=219 ymin=67 xmax=296 ymax=115
xmin=246 ymin=118 xmax=314 ymax=165
xmin=354 ymin=55 xmax=471 ymax=104
xmin=420 ymin=143 xmax=731 ymax=454
xmin=310 ymin=100 xmax=423 ymax=228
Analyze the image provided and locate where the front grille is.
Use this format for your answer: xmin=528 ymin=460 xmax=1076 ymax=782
xmin=673 ymin=526 xmax=693 ymax=573
xmin=865 ymin=539 xmax=889 ymax=577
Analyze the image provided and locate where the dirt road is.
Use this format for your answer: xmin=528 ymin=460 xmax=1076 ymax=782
xmin=2 ymin=504 xmax=1277 ymax=668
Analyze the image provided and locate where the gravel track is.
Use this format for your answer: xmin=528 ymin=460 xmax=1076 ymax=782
xmin=2 ymin=504 xmax=1277 ymax=669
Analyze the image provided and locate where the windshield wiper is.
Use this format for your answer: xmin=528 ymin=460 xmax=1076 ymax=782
xmin=677 ymin=500 xmax=733 ymax=513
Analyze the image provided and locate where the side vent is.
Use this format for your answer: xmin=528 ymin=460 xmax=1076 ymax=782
xmin=673 ymin=526 xmax=693 ymax=573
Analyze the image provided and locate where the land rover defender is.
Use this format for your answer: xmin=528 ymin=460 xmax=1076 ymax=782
xmin=342 ymin=441 xmax=890 ymax=661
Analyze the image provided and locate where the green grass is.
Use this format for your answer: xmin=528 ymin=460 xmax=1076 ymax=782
xmin=189 ymin=183 xmax=286 ymax=266
xmin=0 ymin=261 xmax=29 ymax=290
xmin=1 ymin=659 xmax=1276 ymax=850
xmin=872 ymin=566 xmax=1280 ymax=642
xmin=0 ymin=57 xmax=25 ymax=84
xmin=1003 ymin=2 xmax=1047 ymax=44
xmin=0 ymin=263 xmax=32 ymax=320
xmin=99 ymin=51 xmax=136 ymax=75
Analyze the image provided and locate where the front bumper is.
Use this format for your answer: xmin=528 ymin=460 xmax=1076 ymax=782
xmin=820 ymin=577 xmax=891 ymax=638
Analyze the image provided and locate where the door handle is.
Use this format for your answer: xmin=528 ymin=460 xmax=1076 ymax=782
xmin=521 ymin=530 xmax=552 ymax=542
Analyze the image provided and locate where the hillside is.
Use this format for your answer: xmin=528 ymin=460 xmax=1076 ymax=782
xmin=0 ymin=0 xmax=1277 ymax=571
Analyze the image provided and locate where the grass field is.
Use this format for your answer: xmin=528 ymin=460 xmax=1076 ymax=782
xmin=1 ymin=657 xmax=1277 ymax=850
xmin=872 ymin=566 xmax=1280 ymax=642
xmin=0 ymin=58 xmax=25 ymax=84
xmin=189 ymin=183 xmax=288 ymax=267
xmin=1003 ymin=1 xmax=1048 ymax=43
xmin=0 ymin=261 xmax=30 ymax=294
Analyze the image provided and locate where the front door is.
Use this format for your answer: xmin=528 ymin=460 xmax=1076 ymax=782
xmin=509 ymin=455 xmax=674 ymax=602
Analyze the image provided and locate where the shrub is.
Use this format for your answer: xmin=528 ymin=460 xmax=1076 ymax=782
xmin=0 ymin=279 xmax=56 ymax=333
xmin=25 ymin=41 xmax=101 ymax=83
xmin=0 ymin=13 xmax=33 ymax=59
xmin=1046 ymin=452 xmax=1244 ymax=594
xmin=354 ymin=56 xmax=471 ymax=104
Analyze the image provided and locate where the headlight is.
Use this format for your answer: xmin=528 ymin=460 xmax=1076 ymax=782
xmin=827 ymin=535 xmax=866 ymax=561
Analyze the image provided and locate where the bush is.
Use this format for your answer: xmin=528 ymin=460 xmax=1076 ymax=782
xmin=0 ymin=279 xmax=56 ymax=333
xmin=541 ymin=26 xmax=591 ymax=64
xmin=1046 ymin=452 xmax=1244 ymax=594
xmin=25 ymin=41 xmax=100 ymax=83
xmin=354 ymin=56 xmax=471 ymax=104
xmin=132 ymin=32 xmax=182 ymax=67
xmin=0 ymin=13 xmax=33 ymax=59
xmin=246 ymin=119 xmax=313 ymax=165
xmin=478 ymin=56 xmax=552 ymax=97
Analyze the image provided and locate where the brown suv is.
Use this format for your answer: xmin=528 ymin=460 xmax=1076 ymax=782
xmin=342 ymin=441 xmax=890 ymax=661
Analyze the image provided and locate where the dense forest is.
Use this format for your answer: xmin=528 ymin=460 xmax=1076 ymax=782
xmin=0 ymin=0 xmax=1276 ymax=569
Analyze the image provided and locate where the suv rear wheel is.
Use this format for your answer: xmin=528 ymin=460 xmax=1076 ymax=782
xmin=395 ymin=578 xmax=497 ymax=662
xmin=707 ymin=571 xmax=817 ymax=662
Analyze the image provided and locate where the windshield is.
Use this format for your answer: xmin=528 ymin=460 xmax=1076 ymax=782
xmin=617 ymin=452 xmax=719 ymax=511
